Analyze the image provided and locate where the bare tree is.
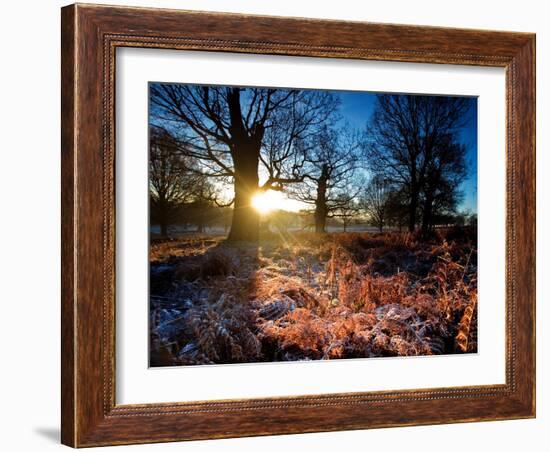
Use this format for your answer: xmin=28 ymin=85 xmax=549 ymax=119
xmin=182 ymin=176 xmax=221 ymax=233
xmin=420 ymin=136 xmax=466 ymax=234
xmin=149 ymin=126 xmax=196 ymax=236
xmin=366 ymin=94 xmax=470 ymax=232
xmin=360 ymin=175 xmax=391 ymax=232
xmin=150 ymin=84 xmax=338 ymax=241
xmin=384 ymin=188 xmax=409 ymax=232
xmin=333 ymin=194 xmax=360 ymax=232
xmin=290 ymin=126 xmax=362 ymax=233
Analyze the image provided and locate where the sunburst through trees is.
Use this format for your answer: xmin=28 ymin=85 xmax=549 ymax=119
xmin=148 ymin=83 xmax=478 ymax=366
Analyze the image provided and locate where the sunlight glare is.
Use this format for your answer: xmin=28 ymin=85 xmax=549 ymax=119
xmin=251 ymin=190 xmax=288 ymax=214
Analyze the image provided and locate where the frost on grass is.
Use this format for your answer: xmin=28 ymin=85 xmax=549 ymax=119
xmin=149 ymin=230 xmax=477 ymax=366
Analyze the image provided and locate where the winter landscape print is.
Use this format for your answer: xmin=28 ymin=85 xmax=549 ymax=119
xmin=148 ymin=83 xmax=478 ymax=367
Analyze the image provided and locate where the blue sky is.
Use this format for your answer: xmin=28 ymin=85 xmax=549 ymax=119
xmin=336 ymin=90 xmax=478 ymax=213
xmin=150 ymin=83 xmax=478 ymax=214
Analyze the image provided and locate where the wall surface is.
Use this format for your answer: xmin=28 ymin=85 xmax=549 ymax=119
xmin=0 ymin=1 xmax=546 ymax=451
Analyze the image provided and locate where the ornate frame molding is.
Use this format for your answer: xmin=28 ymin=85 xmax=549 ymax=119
xmin=61 ymin=4 xmax=535 ymax=447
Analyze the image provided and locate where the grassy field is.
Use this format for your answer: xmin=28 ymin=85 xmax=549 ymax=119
xmin=149 ymin=229 xmax=477 ymax=366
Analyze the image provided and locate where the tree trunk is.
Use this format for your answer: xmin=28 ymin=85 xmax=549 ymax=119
xmin=421 ymin=196 xmax=434 ymax=236
xmin=378 ymin=212 xmax=384 ymax=233
xmin=227 ymin=146 xmax=260 ymax=242
xmin=225 ymin=88 xmax=264 ymax=242
xmin=159 ymin=202 xmax=168 ymax=237
xmin=408 ymin=187 xmax=419 ymax=232
xmin=156 ymin=195 xmax=169 ymax=237
xmin=315 ymin=209 xmax=326 ymax=233
xmin=314 ymin=165 xmax=329 ymax=233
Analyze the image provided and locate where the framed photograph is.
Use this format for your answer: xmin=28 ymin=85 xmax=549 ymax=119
xmin=61 ymin=3 xmax=535 ymax=447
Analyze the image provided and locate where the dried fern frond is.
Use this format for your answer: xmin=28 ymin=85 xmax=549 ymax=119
xmin=150 ymin=230 xmax=478 ymax=364
xmin=455 ymin=294 xmax=478 ymax=353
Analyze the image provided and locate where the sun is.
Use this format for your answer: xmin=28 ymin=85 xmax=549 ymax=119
xmin=251 ymin=190 xmax=288 ymax=214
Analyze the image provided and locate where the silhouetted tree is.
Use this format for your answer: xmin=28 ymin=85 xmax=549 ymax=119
xmin=360 ymin=175 xmax=391 ymax=232
xmin=150 ymin=84 xmax=338 ymax=241
xmin=333 ymin=194 xmax=360 ymax=232
xmin=419 ymin=136 xmax=466 ymax=233
xmin=290 ymin=126 xmax=362 ymax=233
xmin=366 ymin=94 xmax=469 ymax=232
xmin=149 ymin=127 xmax=196 ymax=236
xmin=194 ymin=176 xmax=221 ymax=233
xmin=384 ymin=189 xmax=409 ymax=231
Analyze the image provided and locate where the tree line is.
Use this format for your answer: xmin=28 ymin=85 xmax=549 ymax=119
xmin=149 ymin=84 xmax=474 ymax=240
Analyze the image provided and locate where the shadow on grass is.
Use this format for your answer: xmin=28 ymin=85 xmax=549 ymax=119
xmin=149 ymin=234 xmax=261 ymax=367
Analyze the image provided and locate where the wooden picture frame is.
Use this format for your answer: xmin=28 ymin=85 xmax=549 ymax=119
xmin=61 ymin=3 xmax=535 ymax=447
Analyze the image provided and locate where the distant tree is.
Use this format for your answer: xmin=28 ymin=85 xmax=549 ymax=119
xmin=189 ymin=176 xmax=220 ymax=233
xmin=149 ymin=127 xmax=196 ymax=236
xmin=217 ymin=207 xmax=233 ymax=234
xmin=451 ymin=210 xmax=477 ymax=228
xmin=333 ymin=194 xmax=360 ymax=232
xmin=269 ymin=209 xmax=297 ymax=234
xmin=150 ymin=84 xmax=338 ymax=241
xmin=297 ymin=209 xmax=315 ymax=231
xmin=453 ymin=212 xmax=467 ymax=227
xmin=186 ymin=205 xmax=233 ymax=234
xmin=290 ymin=126 xmax=362 ymax=233
xmin=366 ymin=94 xmax=470 ymax=232
xmin=384 ymin=189 xmax=409 ymax=231
xmin=360 ymin=175 xmax=391 ymax=232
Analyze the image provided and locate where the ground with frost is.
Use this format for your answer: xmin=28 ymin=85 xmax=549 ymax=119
xmin=149 ymin=229 xmax=477 ymax=366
